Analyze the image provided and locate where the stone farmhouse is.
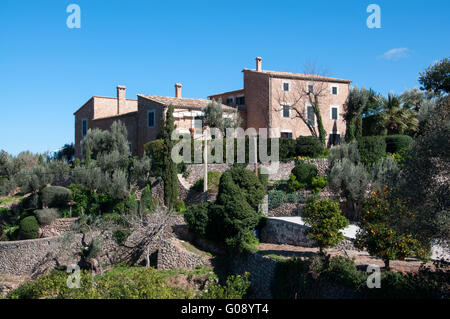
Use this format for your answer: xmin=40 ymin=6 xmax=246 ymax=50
xmin=74 ymin=57 xmax=351 ymax=158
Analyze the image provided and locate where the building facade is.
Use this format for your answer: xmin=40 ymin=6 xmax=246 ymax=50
xmin=74 ymin=84 xmax=237 ymax=158
xmin=209 ymin=57 xmax=351 ymax=146
xmin=74 ymin=57 xmax=351 ymax=158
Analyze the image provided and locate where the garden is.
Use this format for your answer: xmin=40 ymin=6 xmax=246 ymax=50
xmin=1 ymin=59 xmax=449 ymax=299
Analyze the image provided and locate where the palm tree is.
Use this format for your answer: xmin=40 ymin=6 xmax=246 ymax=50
xmin=381 ymin=94 xmax=418 ymax=135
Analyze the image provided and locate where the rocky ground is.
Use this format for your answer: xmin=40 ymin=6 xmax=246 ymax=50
xmin=0 ymin=275 xmax=30 ymax=298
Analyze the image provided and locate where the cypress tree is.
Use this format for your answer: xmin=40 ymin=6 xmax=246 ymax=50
xmin=161 ymin=105 xmax=178 ymax=209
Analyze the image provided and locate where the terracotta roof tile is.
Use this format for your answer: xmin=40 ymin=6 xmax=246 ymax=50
xmin=242 ymin=68 xmax=352 ymax=83
xmin=138 ymin=95 xmax=237 ymax=112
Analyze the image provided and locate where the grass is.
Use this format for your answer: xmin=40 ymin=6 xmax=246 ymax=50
xmin=181 ymin=241 xmax=212 ymax=258
xmin=158 ymin=265 xmax=218 ymax=279
xmin=0 ymin=195 xmax=23 ymax=207
xmin=259 ymin=252 xmax=294 ymax=262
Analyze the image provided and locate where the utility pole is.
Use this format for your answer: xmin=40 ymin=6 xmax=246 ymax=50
xmin=253 ymin=135 xmax=258 ymax=175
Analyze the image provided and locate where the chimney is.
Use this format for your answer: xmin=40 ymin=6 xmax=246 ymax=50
xmin=175 ymin=83 xmax=182 ymax=98
xmin=117 ymin=85 xmax=126 ymax=115
xmin=256 ymin=57 xmax=262 ymax=72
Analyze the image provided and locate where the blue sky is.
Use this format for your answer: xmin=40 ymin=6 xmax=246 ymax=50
xmin=0 ymin=0 xmax=449 ymax=155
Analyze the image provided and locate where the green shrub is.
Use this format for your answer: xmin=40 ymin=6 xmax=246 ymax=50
xmin=175 ymin=200 xmax=186 ymax=213
xmin=328 ymin=158 xmax=369 ymax=220
xmin=1 ymin=223 xmax=19 ymax=241
xmin=384 ymin=134 xmax=413 ymax=154
xmin=113 ymin=229 xmax=130 ymax=245
xmin=190 ymin=179 xmax=204 ymax=192
xmin=112 ymin=194 xmax=138 ymax=215
xmin=103 ymin=212 xmax=121 ymax=223
xmin=288 ymin=174 xmax=304 ymax=191
xmin=271 ymin=253 xmax=447 ymax=299
xmin=19 ymin=216 xmax=40 ymax=239
xmin=311 ymin=176 xmax=327 ymax=191
xmin=144 ymin=139 xmax=164 ymax=175
xmin=271 ymin=257 xmax=312 ymax=299
xmin=357 ymin=136 xmax=386 ymax=165
xmin=355 ymin=191 xmax=428 ymax=270
xmin=302 ymin=198 xmax=349 ymax=252
xmin=218 ymin=168 xmax=265 ymax=211
xmin=318 ymin=148 xmax=330 ymax=158
xmin=69 ymin=184 xmax=89 ymax=215
xmin=184 ymin=203 xmax=211 ymax=237
xmin=140 ymin=184 xmax=153 ymax=213
xmin=362 ymin=113 xmax=386 ymax=136
xmin=268 ymin=190 xmax=287 ymax=209
xmin=328 ymin=142 xmax=360 ymax=167
xmin=291 ymin=162 xmax=318 ymax=187
xmin=323 ymin=255 xmax=367 ymax=288
xmin=35 ymin=208 xmax=60 ymax=226
xmin=296 ymin=136 xmax=323 ymax=157
xmin=369 ymin=156 xmax=401 ymax=190
xmin=81 ymin=239 xmax=101 ymax=260
xmin=215 ymin=168 xmax=264 ymax=252
xmin=190 ymin=171 xmax=222 ymax=194
xmin=187 ymin=167 xmax=264 ymax=253
xmin=285 ymin=192 xmax=300 ymax=203
xmin=279 ymin=138 xmax=297 ymax=161
xmin=201 ymin=272 xmax=251 ymax=299
xmin=257 ymin=168 xmax=269 ymax=191
xmin=69 ymin=184 xmax=120 ymax=216
xmin=7 ymin=266 xmax=193 ymax=299
xmin=0 ymin=177 xmax=15 ymax=196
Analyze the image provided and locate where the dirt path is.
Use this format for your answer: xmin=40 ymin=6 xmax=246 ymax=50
xmin=257 ymin=243 xmax=431 ymax=273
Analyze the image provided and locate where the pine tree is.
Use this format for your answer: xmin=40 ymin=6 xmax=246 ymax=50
xmin=161 ymin=105 xmax=178 ymax=209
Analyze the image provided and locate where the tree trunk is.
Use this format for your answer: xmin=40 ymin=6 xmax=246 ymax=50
xmin=384 ymin=259 xmax=390 ymax=271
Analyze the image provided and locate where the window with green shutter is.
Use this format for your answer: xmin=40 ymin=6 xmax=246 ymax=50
xmin=331 ymin=107 xmax=338 ymax=120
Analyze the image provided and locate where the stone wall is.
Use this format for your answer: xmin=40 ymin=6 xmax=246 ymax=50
xmin=0 ymin=234 xmax=82 ymax=276
xmin=185 ymin=164 xmax=230 ymax=185
xmin=40 ymin=218 xmax=77 ymax=238
xmin=156 ymin=238 xmax=206 ymax=270
xmin=268 ymin=202 xmax=302 ymax=217
xmin=232 ymin=253 xmax=278 ymax=299
xmin=305 ymin=158 xmax=329 ymax=177
xmin=261 ymin=218 xmax=314 ymax=247
xmin=0 ymin=213 xmax=212 ymax=277
xmin=261 ymin=218 xmax=356 ymax=251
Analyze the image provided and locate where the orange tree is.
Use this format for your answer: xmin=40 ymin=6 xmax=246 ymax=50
xmin=355 ymin=187 xmax=431 ymax=270
xmin=303 ymin=197 xmax=349 ymax=254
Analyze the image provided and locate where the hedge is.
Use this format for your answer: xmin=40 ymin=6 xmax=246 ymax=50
xmin=357 ymin=136 xmax=386 ymax=165
xmin=147 ymin=137 xmax=325 ymax=165
xmin=19 ymin=216 xmax=40 ymax=239
xmin=35 ymin=208 xmax=60 ymax=226
xmin=385 ymin=135 xmax=413 ymax=154
xmin=184 ymin=202 xmax=211 ymax=237
xmin=40 ymin=186 xmax=72 ymax=208
xmin=278 ymin=138 xmax=297 ymax=160
xmin=296 ymin=136 xmax=323 ymax=157
xmin=291 ymin=162 xmax=318 ymax=186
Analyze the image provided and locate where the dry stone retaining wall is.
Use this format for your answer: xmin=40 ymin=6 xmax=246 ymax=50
xmin=156 ymin=238 xmax=206 ymax=270
xmin=261 ymin=218 xmax=314 ymax=247
xmin=232 ymin=253 xmax=278 ymax=298
xmin=40 ymin=218 xmax=77 ymax=238
xmin=261 ymin=218 xmax=357 ymax=251
xmin=185 ymin=159 xmax=329 ymax=184
xmin=0 ymin=234 xmax=82 ymax=276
